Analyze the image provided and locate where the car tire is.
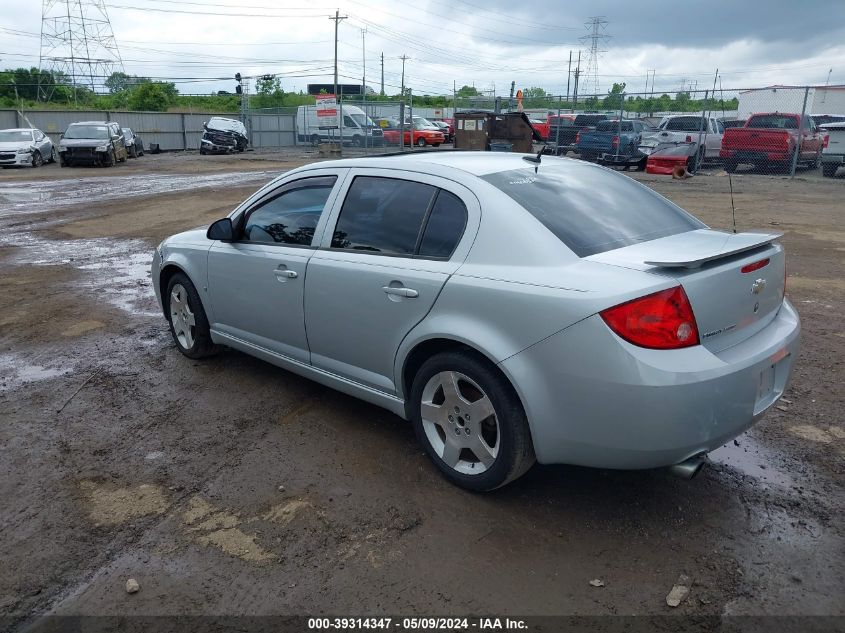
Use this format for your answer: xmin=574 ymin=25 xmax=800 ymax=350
xmin=808 ymin=150 xmax=821 ymax=169
xmin=822 ymin=163 xmax=838 ymax=177
xmin=725 ymin=158 xmax=738 ymax=173
xmin=417 ymin=137 xmax=426 ymax=147
xmin=103 ymin=149 xmax=115 ymax=167
xmin=433 ymin=143 xmax=441 ymax=147
xmin=129 ymin=145 xmax=137 ymax=158
xmin=138 ymin=143 xmax=144 ymax=156
xmin=49 ymin=146 xmax=58 ymax=163
xmin=410 ymin=350 xmax=535 ymax=491
xmin=31 ymin=150 xmax=43 ymax=167
xmin=165 ymin=272 xmax=217 ymax=359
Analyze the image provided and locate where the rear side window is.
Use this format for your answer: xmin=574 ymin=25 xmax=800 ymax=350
xmin=332 ymin=176 xmax=468 ymax=258
xmin=482 ymin=165 xmax=705 ymax=257
xmin=418 ymin=191 xmax=468 ymax=258
xmin=332 ymin=177 xmax=436 ymax=255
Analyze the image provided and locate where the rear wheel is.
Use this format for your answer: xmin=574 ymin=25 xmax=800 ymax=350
xmin=49 ymin=146 xmax=58 ymax=163
xmin=310 ymin=134 xmax=320 ymax=146
xmin=165 ymin=273 xmax=217 ymax=359
xmin=808 ymin=150 xmax=821 ymax=169
xmin=823 ymin=163 xmax=838 ymax=177
xmin=410 ymin=351 xmax=535 ymax=491
xmin=725 ymin=158 xmax=738 ymax=173
xmin=128 ymin=144 xmax=138 ymax=158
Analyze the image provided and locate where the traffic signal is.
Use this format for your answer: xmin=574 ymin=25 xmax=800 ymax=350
xmin=235 ymin=72 xmax=243 ymax=94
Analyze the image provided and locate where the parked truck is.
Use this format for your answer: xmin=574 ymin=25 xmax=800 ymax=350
xmin=820 ymin=121 xmax=845 ymax=177
xmin=547 ymin=113 xmax=608 ymax=155
xmin=720 ymin=112 xmax=823 ymax=173
xmin=576 ymin=119 xmax=653 ymax=163
xmin=639 ymin=115 xmax=724 ymax=167
xmin=296 ymin=104 xmax=384 ymax=147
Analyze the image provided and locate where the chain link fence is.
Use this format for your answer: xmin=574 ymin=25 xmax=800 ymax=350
xmin=239 ymin=86 xmax=843 ymax=179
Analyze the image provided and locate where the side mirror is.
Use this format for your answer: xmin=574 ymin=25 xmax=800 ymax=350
xmin=207 ymin=217 xmax=234 ymax=241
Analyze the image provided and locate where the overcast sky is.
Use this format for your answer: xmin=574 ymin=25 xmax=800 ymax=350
xmin=2 ymin=0 xmax=844 ymax=97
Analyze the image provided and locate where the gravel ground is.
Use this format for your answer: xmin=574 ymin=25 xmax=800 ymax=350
xmin=0 ymin=150 xmax=842 ymax=632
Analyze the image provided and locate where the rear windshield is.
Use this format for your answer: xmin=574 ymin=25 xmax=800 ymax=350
xmin=747 ymin=115 xmax=798 ymax=129
xmin=664 ymin=116 xmax=706 ymax=132
xmin=596 ymin=120 xmax=632 ymax=132
xmin=574 ymin=115 xmax=607 ymax=126
xmin=65 ymin=124 xmax=110 ymax=139
xmin=482 ymin=164 xmax=705 ymax=257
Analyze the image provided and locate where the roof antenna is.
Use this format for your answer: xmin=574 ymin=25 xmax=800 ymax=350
xmin=522 ymin=149 xmax=543 ymax=173
xmin=719 ymin=75 xmax=737 ymax=234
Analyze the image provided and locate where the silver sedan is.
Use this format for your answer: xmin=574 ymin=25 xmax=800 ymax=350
xmin=152 ymin=153 xmax=800 ymax=491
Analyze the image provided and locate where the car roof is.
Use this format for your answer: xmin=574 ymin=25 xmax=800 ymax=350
xmin=1 ymin=128 xmax=35 ymax=132
xmin=70 ymin=121 xmax=111 ymax=125
xmin=298 ymin=151 xmax=570 ymax=177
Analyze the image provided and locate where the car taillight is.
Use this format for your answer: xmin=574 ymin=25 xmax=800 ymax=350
xmin=685 ymin=135 xmax=693 ymax=143
xmin=576 ymin=132 xmax=581 ymax=143
xmin=823 ymin=134 xmax=830 ymax=148
xmin=741 ymin=258 xmax=769 ymax=273
xmin=600 ymin=286 xmax=699 ymax=350
xmin=611 ymin=135 xmax=619 ymax=147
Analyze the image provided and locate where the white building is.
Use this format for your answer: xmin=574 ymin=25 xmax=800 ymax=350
xmin=737 ymin=85 xmax=845 ymax=118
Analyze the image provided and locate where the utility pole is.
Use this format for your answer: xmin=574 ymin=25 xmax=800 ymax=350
xmin=453 ymin=80 xmax=457 ymax=117
xmin=573 ymin=50 xmax=581 ymax=108
xmin=380 ymin=52 xmax=384 ymax=96
xmin=362 ymin=27 xmax=367 ymax=149
xmin=566 ymin=50 xmax=572 ymax=104
xmin=329 ymin=10 xmax=347 ymax=99
xmin=400 ymin=54 xmax=409 ymax=97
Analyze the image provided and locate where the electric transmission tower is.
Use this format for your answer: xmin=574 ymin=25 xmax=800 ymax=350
xmin=579 ymin=16 xmax=610 ymax=97
xmin=38 ymin=0 xmax=125 ymax=100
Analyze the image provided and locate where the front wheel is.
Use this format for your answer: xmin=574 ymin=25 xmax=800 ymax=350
xmin=416 ymin=137 xmax=426 ymax=147
xmin=128 ymin=144 xmax=138 ymax=158
xmin=49 ymin=146 xmax=58 ymax=163
xmin=32 ymin=150 xmax=43 ymax=167
xmin=410 ymin=351 xmax=535 ymax=491
xmin=165 ymin=273 xmax=217 ymax=359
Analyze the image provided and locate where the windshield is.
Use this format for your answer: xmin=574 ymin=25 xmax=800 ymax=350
xmin=664 ymin=117 xmax=707 ymax=132
xmin=482 ymin=164 xmax=704 ymax=257
xmin=413 ymin=117 xmax=436 ymax=128
xmin=122 ymin=128 xmax=132 ymax=137
xmin=0 ymin=131 xmax=32 ymax=142
xmin=65 ymin=125 xmax=110 ymax=140
xmin=349 ymin=113 xmax=375 ymax=128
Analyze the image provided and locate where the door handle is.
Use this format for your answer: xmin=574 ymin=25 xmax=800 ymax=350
xmin=278 ymin=270 xmax=298 ymax=279
xmin=382 ymin=286 xmax=418 ymax=298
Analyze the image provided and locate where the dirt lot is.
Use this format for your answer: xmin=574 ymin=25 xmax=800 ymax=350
xmin=0 ymin=150 xmax=843 ymax=631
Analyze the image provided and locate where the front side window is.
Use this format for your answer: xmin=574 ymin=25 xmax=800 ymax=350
xmin=332 ymin=176 xmax=436 ymax=255
xmin=244 ymin=177 xmax=337 ymax=246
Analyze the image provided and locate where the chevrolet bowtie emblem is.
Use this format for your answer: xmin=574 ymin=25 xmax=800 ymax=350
xmin=751 ymin=278 xmax=767 ymax=295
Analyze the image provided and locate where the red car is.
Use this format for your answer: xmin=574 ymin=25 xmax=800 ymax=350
xmin=721 ymin=112 xmax=823 ymax=172
xmin=383 ymin=123 xmax=444 ymax=147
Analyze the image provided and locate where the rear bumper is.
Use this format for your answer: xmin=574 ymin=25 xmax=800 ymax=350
xmin=720 ymin=149 xmax=790 ymax=162
xmin=821 ymin=153 xmax=844 ymax=164
xmin=500 ymin=299 xmax=800 ymax=469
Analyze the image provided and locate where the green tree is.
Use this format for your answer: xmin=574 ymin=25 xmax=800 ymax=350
xmin=127 ymin=81 xmax=177 ymax=111
xmin=523 ymin=86 xmax=546 ymax=99
xmin=456 ymin=85 xmax=479 ymax=97
xmin=602 ymin=82 xmax=626 ymax=110
xmin=105 ymin=71 xmax=150 ymax=93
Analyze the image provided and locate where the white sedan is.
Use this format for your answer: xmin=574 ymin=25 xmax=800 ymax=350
xmin=0 ymin=128 xmax=56 ymax=167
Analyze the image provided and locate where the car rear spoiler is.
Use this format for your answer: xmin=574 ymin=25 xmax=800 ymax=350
xmin=643 ymin=231 xmax=783 ymax=269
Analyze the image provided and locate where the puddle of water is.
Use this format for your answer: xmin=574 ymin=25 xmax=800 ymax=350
xmin=709 ymin=434 xmax=798 ymax=490
xmin=0 ymin=351 xmax=75 ymax=391
xmin=0 ymin=171 xmax=276 ymax=219
xmin=0 ymin=231 xmax=159 ymax=317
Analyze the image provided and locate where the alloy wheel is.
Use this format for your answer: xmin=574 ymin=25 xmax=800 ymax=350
xmin=169 ymin=283 xmax=196 ymax=349
xmin=420 ymin=371 xmax=500 ymax=475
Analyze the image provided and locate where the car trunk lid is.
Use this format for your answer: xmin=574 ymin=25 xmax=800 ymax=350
xmin=587 ymin=229 xmax=785 ymax=352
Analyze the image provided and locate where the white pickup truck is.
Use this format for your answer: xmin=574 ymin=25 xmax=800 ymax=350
xmin=820 ymin=122 xmax=845 ymax=177
xmin=639 ymin=115 xmax=724 ymax=165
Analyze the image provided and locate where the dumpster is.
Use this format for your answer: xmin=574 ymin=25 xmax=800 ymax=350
xmin=454 ymin=111 xmax=542 ymax=152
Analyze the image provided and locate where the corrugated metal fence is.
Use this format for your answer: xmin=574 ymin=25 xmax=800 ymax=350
xmin=0 ymin=109 xmax=297 ymax=151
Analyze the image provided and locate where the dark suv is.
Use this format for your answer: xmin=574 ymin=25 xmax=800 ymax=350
xmin=548 ymin=114 xmax=609 ymax=155
xmin=59 ymin=121 xmax=128 ymax=167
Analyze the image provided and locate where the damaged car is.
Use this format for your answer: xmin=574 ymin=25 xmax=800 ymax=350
xmin=0 ymin=127 xmax=56 ymax=168
xmin=200 ymin=117 xmax=248 ymax=155
xmin=59 ymin=121 xmax=128 ymax=167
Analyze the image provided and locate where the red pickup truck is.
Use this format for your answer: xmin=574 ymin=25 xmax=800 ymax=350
xmin=721 ymin=112 xmax=823 ymax=172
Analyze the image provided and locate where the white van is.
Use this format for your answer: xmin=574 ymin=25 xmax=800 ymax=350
xmin=296 ymin=104 xmax=384 ymax=147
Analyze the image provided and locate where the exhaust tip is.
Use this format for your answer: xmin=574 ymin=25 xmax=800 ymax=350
xmin=668 ymin=454 xmax=707 ymax=480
